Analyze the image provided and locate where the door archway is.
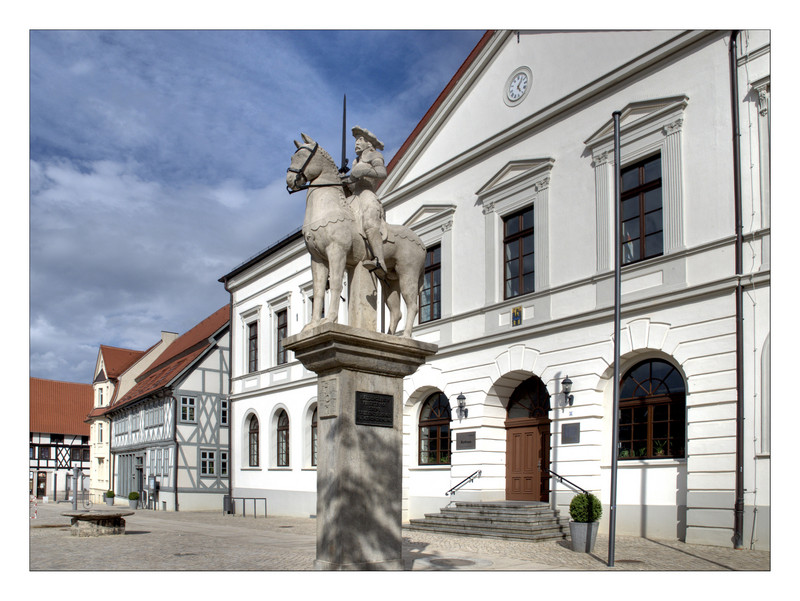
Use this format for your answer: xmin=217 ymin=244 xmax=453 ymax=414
xmin=505 ymin=376 xmax=551 ymax=501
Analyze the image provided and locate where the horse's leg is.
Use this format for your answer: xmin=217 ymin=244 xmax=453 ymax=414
xmin=303 ymin=255 xmax=328 ymax=332
xmin=398 ymin=264 xmax=425 ymax=338
xmin=383 ymin=279 xmax=402 ymax=335
xmin=323 ymin=246 xmax=347 ymax=325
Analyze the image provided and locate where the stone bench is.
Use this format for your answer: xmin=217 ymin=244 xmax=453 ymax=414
xmin=62 ymin=510 xmax=135 ymax=537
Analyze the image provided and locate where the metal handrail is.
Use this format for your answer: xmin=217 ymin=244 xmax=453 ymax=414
xmin=445 ymin=470 xmax=482 ymax=496
xmin=544 ymin=467 xmax=589 ymax=496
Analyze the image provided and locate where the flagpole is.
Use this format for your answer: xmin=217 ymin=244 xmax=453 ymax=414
xmin=608 ymin=110 xmax=622 ymax=567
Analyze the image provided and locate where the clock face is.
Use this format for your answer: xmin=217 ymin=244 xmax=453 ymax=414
xmin=504 ymin=67 xmax=531 ymax=106
xmin=508 ymin=72 xmax=528 ymax=100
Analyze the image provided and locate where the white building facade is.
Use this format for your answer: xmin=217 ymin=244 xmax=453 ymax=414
xmin=221 ymin=30 xmax=769 ymax=550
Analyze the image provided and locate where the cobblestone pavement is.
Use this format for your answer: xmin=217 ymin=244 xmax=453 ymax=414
xmin=29 ymin=501 xmax=770 ymax=571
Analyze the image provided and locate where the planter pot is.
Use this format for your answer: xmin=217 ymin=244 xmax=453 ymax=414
xmin=128 ymin=499 xmax=138 ymax=509
xmin=105 ymin=497 xmax=114 ymax=506
xmin=569 ymin=521 xmax=599 ymax=552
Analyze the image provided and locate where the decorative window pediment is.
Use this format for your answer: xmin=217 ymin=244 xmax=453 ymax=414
xmin=476 ymin=159 xmax=554 ymax=205
xmin=584 ymin=96 xmax=689 ymax=150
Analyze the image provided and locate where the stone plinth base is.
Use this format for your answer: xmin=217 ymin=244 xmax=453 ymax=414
xmin=62 ymin=511 xmax=134 ymax=537
xmin=284 ymin=323 xmax=437 ymax=571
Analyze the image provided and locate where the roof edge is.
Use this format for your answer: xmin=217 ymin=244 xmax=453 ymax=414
xmin=385 ymin=30 xmax=495 ymax=175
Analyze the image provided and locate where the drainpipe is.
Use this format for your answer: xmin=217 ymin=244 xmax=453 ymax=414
xmin=171 ymin=392 xmax=179 ymax=512
xmin=729 ymin=29 xmax=745 ymax=550
xmin=223 ymin=279 xmax=234 ymax=509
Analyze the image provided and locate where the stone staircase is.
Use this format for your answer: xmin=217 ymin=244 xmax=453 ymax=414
xmin=405 ymin=501 xmax=569 ymax=542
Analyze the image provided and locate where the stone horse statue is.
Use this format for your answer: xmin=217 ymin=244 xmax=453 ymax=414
xmin=286 ymin=133 xmax=426 ymax=338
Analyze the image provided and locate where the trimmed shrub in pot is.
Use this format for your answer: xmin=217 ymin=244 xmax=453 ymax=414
xmin=568 ymin=492 xmax=602 ymax=552
xmin=104 ymin=490 xmax=115 ymax=506
xmin=128 ymin=491 xmax=140 ymax=509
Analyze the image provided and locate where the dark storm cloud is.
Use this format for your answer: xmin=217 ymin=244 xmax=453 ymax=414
xmin=29 ymin=29 xmax=485 ymax=383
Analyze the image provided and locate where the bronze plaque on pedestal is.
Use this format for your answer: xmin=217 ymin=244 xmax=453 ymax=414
xmin=355 ymin=392 xmax=393 ymax=428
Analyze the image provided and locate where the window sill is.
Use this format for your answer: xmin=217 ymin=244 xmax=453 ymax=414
xmin=269 ymin=467 xmax=292 ymax=471
xmin=610 ymin=458 xmax=686 ymax=468
xmin=408 ymin=465 xmax=452 ymax=471
xmin=240 ymin=467 xmax=262 ymax=471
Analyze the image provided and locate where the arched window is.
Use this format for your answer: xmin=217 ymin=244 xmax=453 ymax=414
xmin=506 ymin=377 xmax=550 ymax=419
xmin=311 ymin=407 xmax=318 ymax=467
xmin=277 ymin=410 xmax=289 ymax=467
xmin=419 ymin=392 xmax=451 ymax=465
xmin=248 ymin=415 xmax=259 ymax=467
xmin=618 ymin=358 xmax=686 ymax=459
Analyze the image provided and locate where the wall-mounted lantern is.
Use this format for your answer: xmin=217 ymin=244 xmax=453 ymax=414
xmin=456 ymin=393 xmax=468 ymax=420
xmin=562 ymin=376 xmax=574 ymax=407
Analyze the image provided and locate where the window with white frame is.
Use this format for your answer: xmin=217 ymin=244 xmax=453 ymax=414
xmin=585 ymin=96 xmax=688 ymax=273
xmin=180 ymin=397 xmax=196 ymax=423
xmin=268 ymin=293 xmax=292 ymax=368
xmin=220 ymin=399 xmax=229 ymax=426
xmin=277 ymin=409 xmax=290 ymax=467
xmin=477 ymin=159 xmax=553 ymax=304
xmin=200 ymin=450 xmax=216 ymax=476
xmin=248 ymin=415 xmax=260 ymax=467
xmin=162 ymin=448 xmax=170 ymax=479
xmin=247 ymin=321 xmax=258 ymax=373
xmin=220 ymin=451 xmax=229 ymax=477
xmin=402 ymin=204 xmax=456 ymax=326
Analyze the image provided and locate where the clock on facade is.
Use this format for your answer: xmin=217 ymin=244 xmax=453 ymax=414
xmin=504 ymin=67 xmax=532 ymax=106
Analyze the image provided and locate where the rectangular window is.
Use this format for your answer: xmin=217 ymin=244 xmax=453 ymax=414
xmin=200 ymin=450 xmax=216 ymax=476
xmin=419 ymin=245 xmax=442 ymax=323
xmin=157 ymin=449 xmax=163 ymax=475
xmin=220 ymin=452 xmax=229 ymax=477
xmin=220 ymin=399 xmax=229 ymax=426
xmin=131 ymin=414 xmax=139 ymax=432
xmin=621 ymin=154 xmax=663 ymax=265
xmin=503 ymin=206 xmax=535 ymax=299
xmin=98 ymin=423 xmax=103 ymax=443
xmin=248 ymin=321 xmax=258 ymax=373
xmin=180 ymin=397 xmax=196 ymax=422
xmin=39 ymin=446 xmax=50 ymax=460
xmin=276 ymin=309 xmax=288 ymax=365
xmin=162 ymin=448 xmax=170 ymax=478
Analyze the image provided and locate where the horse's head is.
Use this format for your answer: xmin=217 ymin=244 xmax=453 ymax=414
xmin=286 ymin=133 xmax=324 ymax=193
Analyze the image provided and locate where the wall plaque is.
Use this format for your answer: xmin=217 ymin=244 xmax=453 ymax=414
xmin=562 ymin=423 xmax=580 ymax=444
xmin=355 ymin=392 xmax=394 ymax=428
xmin=511 ymin=306 xmax=522 ymax=326
xmin=456 ymin=431 xmax=476 ymax=450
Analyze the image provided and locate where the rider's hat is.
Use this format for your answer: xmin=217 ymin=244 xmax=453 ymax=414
xmin=351 ymin=126 xmax=384 ymax=150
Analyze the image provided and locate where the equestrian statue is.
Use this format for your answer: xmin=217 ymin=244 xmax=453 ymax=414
xmin=286 ymin=129 xmax=426 ymax=338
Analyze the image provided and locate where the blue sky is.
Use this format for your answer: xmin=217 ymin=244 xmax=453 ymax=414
xmin=28 ymin=28 xmax=485 ymax=383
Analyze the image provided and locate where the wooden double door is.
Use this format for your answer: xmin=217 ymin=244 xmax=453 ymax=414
xmin=505 ymin=418 xmax=550 ymax=502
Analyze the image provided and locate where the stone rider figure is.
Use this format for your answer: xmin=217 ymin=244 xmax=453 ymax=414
xmin=343 ymin=126 xmax=389 ymax=278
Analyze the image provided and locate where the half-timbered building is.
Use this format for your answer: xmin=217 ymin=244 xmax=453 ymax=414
xmin=220 ymin=30 xmax=770 ymax=550
xmin=30 ymin=378 xmax=93 ymax=501
xmin=85 ymin=335 xmax=178 ymax=503
xmin=101 ymin=306 xmax=230 ymax=511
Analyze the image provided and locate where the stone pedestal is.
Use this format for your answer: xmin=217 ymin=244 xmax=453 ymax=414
xmin=284 ymin=322 xmax=437 ymax=570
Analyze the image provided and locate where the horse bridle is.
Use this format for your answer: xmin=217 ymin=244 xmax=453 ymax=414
xmin=287 ymin=142 xmax=348 ymax=194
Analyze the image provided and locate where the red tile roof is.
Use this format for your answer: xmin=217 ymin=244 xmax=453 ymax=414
xmin=30 ymin=378 xmax=93 ymax=436
xmin=385 ymin=30 xmax=494 ymax=175
xmin=106 ymin=306 xmax=229 ymax=413
xmin=99 ymin=345 xmax=147 ymax=379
